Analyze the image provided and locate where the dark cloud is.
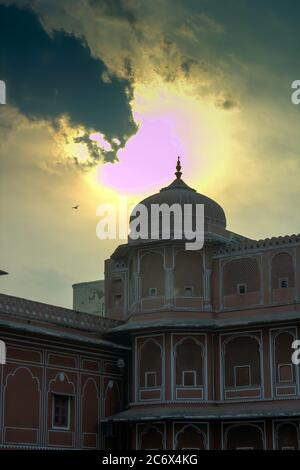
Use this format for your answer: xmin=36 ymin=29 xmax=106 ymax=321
xmin=0 ymin=4 xmax=137 ymax=146
xmin=73 ymin=132 xmax=119 ymax=167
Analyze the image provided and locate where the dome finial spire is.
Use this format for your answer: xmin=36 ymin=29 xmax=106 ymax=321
xmin=175 ymin=156 xmax=182 ymax=179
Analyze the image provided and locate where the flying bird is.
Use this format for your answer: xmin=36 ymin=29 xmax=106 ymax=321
xmin=72 ymin=204 xmax=79 ymax=210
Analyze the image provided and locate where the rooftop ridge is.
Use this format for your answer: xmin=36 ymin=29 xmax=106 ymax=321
xmin=0 ymin=293 xmax=122 ymax=333
xmin=216 ymin=233 xmax=300 ymax=255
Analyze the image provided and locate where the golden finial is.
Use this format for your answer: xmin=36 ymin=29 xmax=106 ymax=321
xmin=175 ymin=156 xmax=182 ymax=179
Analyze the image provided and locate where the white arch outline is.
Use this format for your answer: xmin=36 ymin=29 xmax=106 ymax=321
xmin=274 ymin=420 xmax=300 ymax=450
xmin=272 ymin=329 xmax=297 ymax=391
xmin=82 ymin=377 xmax=100 ymax=398
xmin=139 ymin=424 xmax=164 ymax=450
xmin=48 ymin=372 xmax=75 ymax=395
xmin=270 ymin=251 xmax=295 ymax=290
xmin=138 ymin=337 xmax=163 ymax=391
xmin=221 ymin=333 xmax=263 ymax=398
xmin=4 ymin=365 xmax=41 ymax=392
xmin=174 ymin=336 xmax=204 ymax=388
xmin=174 ymin=423 xmax=207 ymax=450
xmin=174 ymin=250 xmax=204 ymax=297
xmin=104 ymin=379 xmax=121 ymax=417
xmin=221 ymin=255 xmax=262 ymax=308
xmin=224 ymin=422 xmax=265 ymax=450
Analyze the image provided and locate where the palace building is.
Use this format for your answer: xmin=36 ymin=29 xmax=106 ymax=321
xmin=1 ymin=160 xmax=300 ymax=449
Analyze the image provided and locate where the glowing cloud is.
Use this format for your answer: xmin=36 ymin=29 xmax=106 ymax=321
xmin=99 ymin=82 xmax=236 ymax=197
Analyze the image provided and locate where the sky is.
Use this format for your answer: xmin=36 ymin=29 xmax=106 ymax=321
xmin=0 ymin=0 xmax=300 ymax=307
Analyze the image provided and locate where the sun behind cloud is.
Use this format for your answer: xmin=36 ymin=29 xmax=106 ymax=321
xmin=98 ymin=80 xmax=236 ymax=198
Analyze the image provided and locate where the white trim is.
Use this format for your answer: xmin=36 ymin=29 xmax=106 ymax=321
xmin=221 ymin=254 xmax=263 ymax=310
xmin=272 ymin=419 xmax=300 ymax=450
xmin=145 ymin=371 xmax=157 ymax=388
xmin=0 ymin=333 xmax=124 ymax=448
xmin=136 ymin=422 xmax=166 ymax=450
xmin=173 ymin=422 xmax=209 ymax=450
xmin=222 ymin=420 xmax=266 ymax=450
xmin=135 ymin=334 xmax=165 ymax=403
xmin=51 ymin=394 xmax=71 ymax=431
xmin=171 ymin=333 xmax=207 ymax=402
xmin=234 ymin=365 xmax=251 ymax=388
xmin=104 ymin=379 xmax=122 ymax=415
xmin=220 ymin=330 xmax=264 ymax=401
xmin=81 ymin=377 xmax=100 ymax=449
xmin=270 ymin=326 xmax=298 ymax=398
xmin=277 ymin=363 xmax=294 ymax=383
xmin=182 ymin=370 xmax=196 ymax=387
xmin=2 ymin=365 xmax=42 ymax=446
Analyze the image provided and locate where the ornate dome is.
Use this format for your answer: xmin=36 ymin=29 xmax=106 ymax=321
xmin=128 ymin=158 xmax=226 ymax=244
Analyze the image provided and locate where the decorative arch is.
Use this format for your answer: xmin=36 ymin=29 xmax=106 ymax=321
xmin=275 ymin=421 xmax=300 ymax=450
xmin=109 ymin=276 xmax=124 ymax=310
xmin=140 ymin=251 xmax=164 ymax=297
xmin=47 ymin=372 xmax=76 ymax=433
xmin=273 ymin=331 xmax=296 ymax=384
xmin=104 ymin=380 xmax=121 ymax=417
xmin=175 ymin=424 xmax=207 ymax=450
xmin=174 ymin=250 xmax=203 ymax=296
xmin=4 ymin=366 xmax=41 ymax=430
xmin=81 ymin=378 xmax=100 ymax=445
xmin=224 ymin=422 xmax=265 ymax=449
xmin=271 ymin=252 xmax=295 ymax=289
xmin=48 ymin=372 xmax=75 ymax=395
xmin=271 ymin=328 xmax=298 ymax=397
xmin=81 ymin=376 xmax=100 ymax=396
xmin=174 ymin=336 xmax=204 ymax=388
xmin=4 ymin=365 xmax=41 ymax=390
xmin=139 ymin=424 xmax=164 ymax=450
xmin=222 ymin=334 xmax=262 ymax=390
xmin=138 ymin=338 xmax=162 ymax=389
xmin=223 ymin=257 xmax=261 ymax=295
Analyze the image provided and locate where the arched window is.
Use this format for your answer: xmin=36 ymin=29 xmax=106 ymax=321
xmin=223 ymin=258 xmax=260 ymax=295
xmin=272 ymin=253 xmax=295 ymax=289
xmin=224 ymin=336 xmax=261 ymax=388
xmin=81 ymin=379 xmax=99 ymax=447
xmin=139 ymin=339 xmax=162 ymax=389
xmin=174 ymin=251 xmax=203 ymax=297
xmin=274 ymin=332 xmax=295 ymax=384
xmin=225 ymin=423 xmax=264 ymax=449
xmin=275 ymin=422 xmax=299 ymax=450
xmin=4 ymin=367 xmax=40 ymax=433
xmin=175 ymin=337 xmax=203 ymax=387
xmin=140 ymin=252 xmax=164 ymax=298
xmin=111 ymin=278 xmax=124 ymax=308
xmin=139 ymin=425 xmax=164 ymax=450
xmin=175 ymin=424 xmax=206 ymax=450
xmin=104 ymin=380 xmax=121 ymax=417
